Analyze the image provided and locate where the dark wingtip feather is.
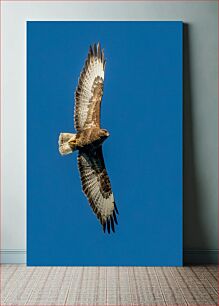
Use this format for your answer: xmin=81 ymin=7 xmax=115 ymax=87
xmin=102 ymin=222 xmax=106 ymax=233
xmin=97 ymin=42 xmax=101 ymax=59
xmin=114 ymin=202 xmax=119 ymax=215
xmin=101 ymin=49 xmax=105 ymax=63
xmin=107 ymin=218 xmax=111 ymax=234
xmin=113 ymin=210 xmax=118 ymax=225
xmin=110 ymin=216 xmax=115 ymax=233
xmin=89 ymin=45 xmax=93 ymax=56
xmin=93 ymin=43 xmax=97 ymax=57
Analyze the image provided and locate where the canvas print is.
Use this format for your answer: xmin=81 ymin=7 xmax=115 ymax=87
xmin=59 ymin=43 xmax=118 ymax=233
xmin=27 ymin=21 xmax=183 ymax=266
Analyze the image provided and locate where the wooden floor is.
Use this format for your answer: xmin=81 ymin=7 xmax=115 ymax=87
xmin=1 ymin=265 xmax=218 ymax=305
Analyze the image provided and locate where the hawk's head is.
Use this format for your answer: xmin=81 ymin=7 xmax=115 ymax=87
xmin=100 ymin=129 xmax=110 ymax=138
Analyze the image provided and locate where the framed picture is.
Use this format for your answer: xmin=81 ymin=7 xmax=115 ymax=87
xmin=27 ymin=21 xmax=182 ymax=266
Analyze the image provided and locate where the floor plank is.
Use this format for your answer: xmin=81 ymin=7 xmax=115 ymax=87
xmin=1 ymin=265 xmax=218 ymax=305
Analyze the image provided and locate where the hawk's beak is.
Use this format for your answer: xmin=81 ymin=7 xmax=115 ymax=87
xmin=106 ymin=131 xmax=110 ymax=137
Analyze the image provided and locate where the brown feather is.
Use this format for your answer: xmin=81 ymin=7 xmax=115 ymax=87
xmin=74 ymin=43 xmax=105 ymax=132
xmin=77 ymin=147 xmax=118 ymax=233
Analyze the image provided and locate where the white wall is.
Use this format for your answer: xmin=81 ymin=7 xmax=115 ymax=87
xmin=1 ymin=1 xmax=218 ymax=263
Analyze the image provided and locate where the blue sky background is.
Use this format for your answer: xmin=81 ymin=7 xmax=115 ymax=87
xmin=27 ymin=21 xmax=182 ymax=266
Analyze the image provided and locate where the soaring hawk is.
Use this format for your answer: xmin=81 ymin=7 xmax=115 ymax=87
xmin=58 ymin=43 xmax=118 ymax=233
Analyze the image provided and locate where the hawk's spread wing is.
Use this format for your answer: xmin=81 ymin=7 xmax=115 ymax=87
xmin=74 ymin=43 xmax=105 ymax=131
xmin=77 ymin=147 xmax=118 ymax=233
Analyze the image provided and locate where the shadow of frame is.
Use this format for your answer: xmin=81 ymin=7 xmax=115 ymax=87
xmin=183 ymin=23 xmax=208 ymax=265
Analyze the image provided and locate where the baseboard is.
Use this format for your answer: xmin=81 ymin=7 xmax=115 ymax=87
xmin=1 ymin=249 xmax=218 ymax=264
xmin=0 ymin=250 xmax=26 ymax=264
xmin=183 ymin=249 xmax=218 ymax=265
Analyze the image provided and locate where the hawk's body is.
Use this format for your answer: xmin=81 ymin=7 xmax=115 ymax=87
xmin=58 ymin=43 xmax=118 ymax=233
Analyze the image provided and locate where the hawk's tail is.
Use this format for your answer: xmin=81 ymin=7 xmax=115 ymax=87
xmin=58 ymin=133 xmax=77 ymax=155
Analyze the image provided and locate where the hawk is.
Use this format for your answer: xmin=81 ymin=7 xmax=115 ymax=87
xmin=58 ymin=43 xmax=118 ymax=233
